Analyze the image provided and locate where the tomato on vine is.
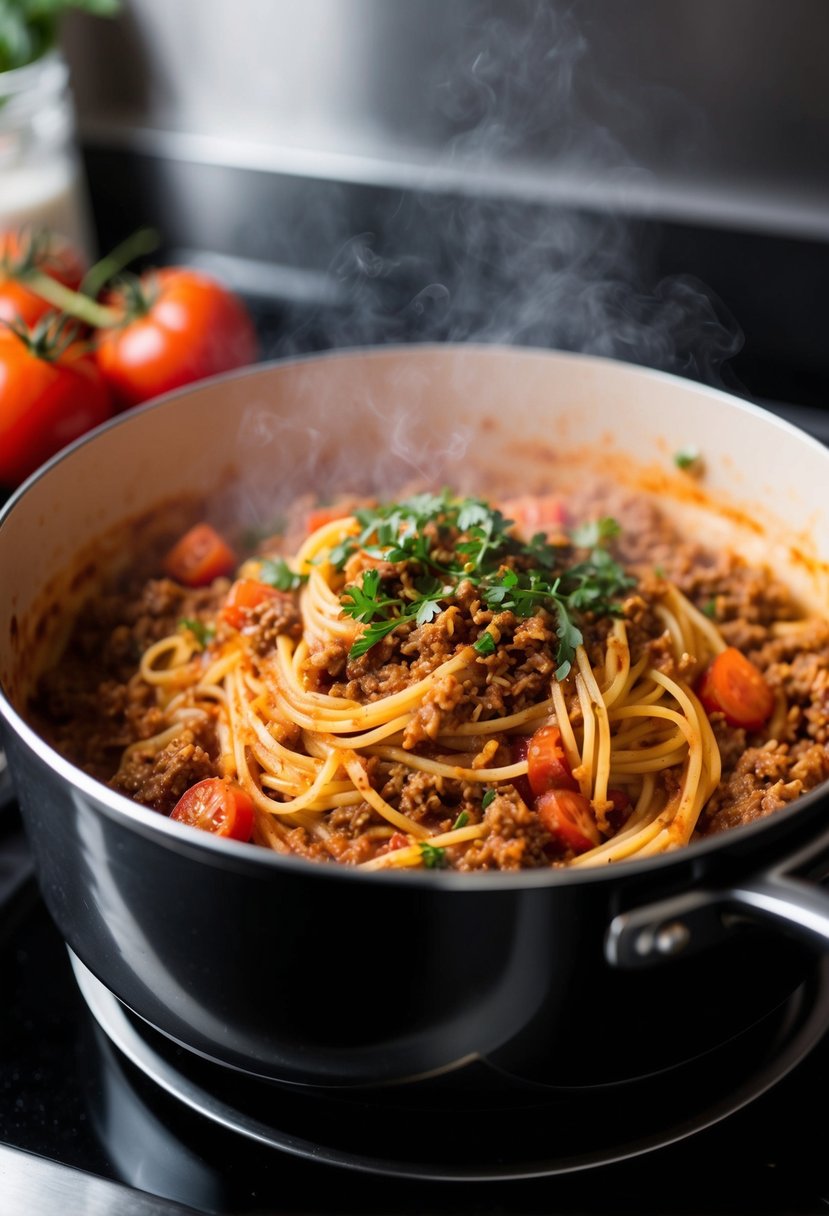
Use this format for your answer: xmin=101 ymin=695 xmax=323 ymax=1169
xmin=0 ymin=315 xmax=113 ymax=486
xmin=95 ymin=269 xmax=258 ymax=410
xmin=0 ymin=229 xmax=85 ymax=329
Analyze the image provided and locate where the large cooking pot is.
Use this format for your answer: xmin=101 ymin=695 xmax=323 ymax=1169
xmin=2 ymin=344 xmax=829 ymax=1092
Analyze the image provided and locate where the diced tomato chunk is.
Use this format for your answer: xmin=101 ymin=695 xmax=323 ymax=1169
xmin=606 ymin=787 xmax=632 ymax=834
xmin=221 ymin=578 xmax=281 ymax=629
xmin=537 ymin=789 xmax=601 ymax=855
xmin=306 ymin=504 xmax=352 ymax=533
xmin=526 ymin=723 xmax=579 ymax=797
xmin=170 ymin=778 xmax=255 ymax=842
xmin=163 ymin=523 xmax=236 ymax=587
xmin=509 ymin=735 xmax=535 ymax=806
xmin=500 ymin=494 xmax=567 ymax=539
xmin=697 ymin=646 xmax=774 ymax=731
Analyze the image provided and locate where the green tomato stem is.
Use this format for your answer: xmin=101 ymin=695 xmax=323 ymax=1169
xmin=80 ymin=226 xmax=159 ymax=300
xmin=24 ymin=272 xmax=122 ymax=329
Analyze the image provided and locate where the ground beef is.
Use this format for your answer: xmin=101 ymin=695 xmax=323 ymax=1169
xmin=30 ymin=485 xmax=829 ymax=869
xmin=244 ymin=594 xmax=303 ymax=655
xmin=456 ymin=788 xmax=552 ymax=870
xmin=110 ymin=719 xmax=219 ymax=814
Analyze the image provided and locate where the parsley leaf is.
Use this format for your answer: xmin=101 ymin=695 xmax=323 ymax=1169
xmin=452 ymin=809 xmax=471 ymax=829
xmin=474 ymin=631 xmax=497 ymax=656
xmin=420 ymin=842 xmax=448 ymax=869
xmin=570 ymin=517 xmax=621 ymax=548
xmin=259 ymin=557 xmax=307 ymax=591
xmin=331 ymin=493 xmax=634 ymax=673
xmin=178 ymin=618 xmax=214 ymax=649
xmin=674 ymin=447 xmax=701 ymax=471
xmin=481 ymin=789 xmax=496 ymax=811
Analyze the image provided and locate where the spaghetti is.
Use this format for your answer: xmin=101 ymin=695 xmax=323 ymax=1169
xmin=95 ymin=487 xmax=781 ymax=872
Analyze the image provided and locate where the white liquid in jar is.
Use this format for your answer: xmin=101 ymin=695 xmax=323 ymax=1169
xmin=0 ymin=53 xmax=95 ymax=259
xmin=0 ymin=159 xmax=93 ymax=257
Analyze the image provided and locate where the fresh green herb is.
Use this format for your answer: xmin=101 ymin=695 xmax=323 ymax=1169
xmin=481 ymin=789 xmax=496 ymax=811
xmin=654 ymin=565 xmax=666 ymax=579
xmin=674 ymin=447 xmax=701 ymax=471
xmin=178 ymin=617 xmax=214 ymax=649
xmin=570 ymin=517 xmax=621 ymax=548
xmin=1 ymin=0 xmax=121 ymax=74
xmin=473 ymin=631 xmax=497 ymax=656
xmin=452 ymin=809 xmax=471 ymax=829
xmin=420 ymin=841 xmax=448 ymax=869
xmin=258 ymin=557 xmax=307 ymax=592
xmin=702 ymin=598 xmax=718 ymax=619
xmin=333 ymin=491 xmax=634 ymax=676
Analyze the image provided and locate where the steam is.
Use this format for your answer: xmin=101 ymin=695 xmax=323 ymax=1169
xmin=266 ymin=0 xmax=743 ymax=387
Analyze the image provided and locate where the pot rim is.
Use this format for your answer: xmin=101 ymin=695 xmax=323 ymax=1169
xmin=3 ymin=342 xmax=829 ymax=891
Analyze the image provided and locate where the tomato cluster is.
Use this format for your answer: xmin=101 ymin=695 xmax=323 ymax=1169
xmin=0 ymin=227 xmax=258 ymax=488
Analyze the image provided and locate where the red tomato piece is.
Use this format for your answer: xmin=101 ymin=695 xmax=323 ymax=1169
xmin=500 ymin=494 xmax=567 ymax=539
xmin=0 ymin=228 xmax=86 ymax=328
xmin=95 ymin=268 xmax=258 ymax=410
xmin=606 ymin=787 xmax=632 ymax=834
xmin=164 ymin=523 xmax=236 ymax=587
xmin=306 ymin=504 xmax=352 ymax=533
xmin=0 ymin=325 xmax=112 ymax=486
xmin=170 ymin=778 xmax=255 ymax=841
xmin=537 ymin=789 xmax=601 ymax=855
xmin=221 ymin=578 xmax=282 ymax=629
xmin=526 ymin=723 xmax=579 ymax=797
xmin=697 ymin=646 xmax=774 ymax=731
xmin=508 ymin=735 xmax=535 ymax=807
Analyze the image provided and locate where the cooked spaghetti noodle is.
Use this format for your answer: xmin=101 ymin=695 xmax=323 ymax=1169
xmin=32 ymin=485 xmax=829 ymax=871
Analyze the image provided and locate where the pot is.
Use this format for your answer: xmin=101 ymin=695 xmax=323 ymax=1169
xmin=2 ymin=344 xmax=829 ymax=1091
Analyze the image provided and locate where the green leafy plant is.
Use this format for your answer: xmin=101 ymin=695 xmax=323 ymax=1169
xmin=1 ymin=0 xmax=120 ymax=74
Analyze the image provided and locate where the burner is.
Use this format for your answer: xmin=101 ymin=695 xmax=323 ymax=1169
xmin=70 ymin=949 xmax=829 ymax=1183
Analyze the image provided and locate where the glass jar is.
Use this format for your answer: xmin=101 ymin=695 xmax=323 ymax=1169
xmin=0 ymin=50 xmax=94 ymax=256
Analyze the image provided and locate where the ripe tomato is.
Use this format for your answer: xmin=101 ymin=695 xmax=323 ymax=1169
xmin=526 ymin=723 xmax=579 ymax=797
xmin=164 ymin=523 xmax=236 ymax=587
xmin=0 ymin=324 xmax=112 ymax=486
xmin=170 ymin=778 xmax=255 ymax=841
xmin=95 ymin=268 xmax=258 ymax=410
xmin=536 ymin=788 xmax=601 ymax=855
xmin=0 ymin=229 xmax=85 ymax=328
xmin=697 ymin=646 xmax=774 ymax=731
xmin=500 ymin=494 xmax=567 ymax=539
xmin=221 ymin=578 xmax=282 ymax=629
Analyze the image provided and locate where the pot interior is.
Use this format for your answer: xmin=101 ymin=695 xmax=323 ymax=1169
xmin=2 ymin=344 xmax=829 ymax=711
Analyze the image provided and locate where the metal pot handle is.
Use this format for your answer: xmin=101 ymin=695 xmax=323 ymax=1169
xmin=607 ymin=870 xmax=829 ymax=969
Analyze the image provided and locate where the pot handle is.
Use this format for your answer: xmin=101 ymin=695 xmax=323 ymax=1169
xmin=606 ymin=871 xmax=829 ymax=969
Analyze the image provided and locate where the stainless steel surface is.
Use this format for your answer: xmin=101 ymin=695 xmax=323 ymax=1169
xmin=62 ymin=0 xmax=829 ymax=238
xmin=0 ymin=1144 xmax=201 ymax=1215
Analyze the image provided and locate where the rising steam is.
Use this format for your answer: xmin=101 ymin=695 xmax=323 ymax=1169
xmin=270 ymin=0 xmax=743 ymax=387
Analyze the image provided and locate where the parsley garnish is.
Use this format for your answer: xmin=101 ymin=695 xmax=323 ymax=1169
xmin=674 ymin=447 xmax=701 ymax=471
xmin=702 ymin=598 xmax=718 ymax=619
xmin=481 ymin=789 xmax=496 ymax=811
xmin=420 ymin=841 xmax=448 ymax=869
xmin=178 ymin=618 xmax=214 ymax=649
xmin=334 ymin=491 xmax=634 ymax=676
xmin=452 ymin=810 xmax=470 ymax=829
xmin=259 ymin=558 xmax=307 ymax=592
xmin=473 ymin=631 xmax=497 ymax=656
